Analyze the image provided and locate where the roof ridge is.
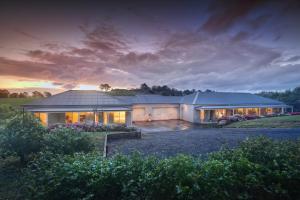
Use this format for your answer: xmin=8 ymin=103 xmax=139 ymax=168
xmin=192 ymin=91 xmax=199 ymax=105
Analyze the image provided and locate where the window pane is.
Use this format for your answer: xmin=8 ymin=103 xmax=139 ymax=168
xmin=79 ymin=112 xmax=94 ymax=124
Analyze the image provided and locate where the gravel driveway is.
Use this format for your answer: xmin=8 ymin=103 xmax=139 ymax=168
xmin=107 ymin=128 xmax=300 ymax=157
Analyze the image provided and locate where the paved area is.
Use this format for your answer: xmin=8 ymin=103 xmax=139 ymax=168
xmin=133 ymin=120 xmax=205 ymax=133
xmin=107 ymin=128 xmax=300 ymax=157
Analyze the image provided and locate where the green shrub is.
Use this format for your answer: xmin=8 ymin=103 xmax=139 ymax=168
xmin=44 ymin=128 xmax=94 ymax=154
xmin=0 ymin=114 xmax=96 ymax=164
xmin=22 ymin=137 xmax=300 ymax=200
xmin=0 ymin=104 xmax=15 ymax=120
xmin=0 ymin=114 xmax=46 ymax=163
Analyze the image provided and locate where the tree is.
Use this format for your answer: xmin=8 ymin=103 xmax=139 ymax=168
xmin=43 ymin=91 xmax=52 ymax=97
xmin=99 ymin=83 xmax=111 ymax=91
xmin=140 ymin=83 xmax=152 ymax=93
xmin=9 ymin=93 xmax=19 ymax=98
xmin=19 ymin=92 xmax=29 ymax=98
xmin=0 ymin=89 xmax=9 ymax=98
xmin=32 ymin=91 xmax=44 ymax=98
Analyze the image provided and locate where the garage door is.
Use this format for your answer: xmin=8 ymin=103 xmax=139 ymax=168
xmin=152 ymin=107 xmax=179 ymax=120
xmin=132 ymin=107 xmax=146 ymax=121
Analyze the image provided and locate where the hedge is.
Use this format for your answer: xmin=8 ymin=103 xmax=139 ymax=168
xmin=22 ymin=137 xmax=300 ymax=200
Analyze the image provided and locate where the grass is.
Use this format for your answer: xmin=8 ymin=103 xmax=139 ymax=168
xmin=226 ymin=115 xmax=300 ymax=128
xmin=0 ymin=98 xmax=38 ymax=109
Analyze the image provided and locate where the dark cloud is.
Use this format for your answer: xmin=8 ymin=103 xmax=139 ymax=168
xmin=13 ymin=28 xmax=41 ymax=40
xmin=249 ymin=15 xmax=271 ymax=29
xmin=62 ymin=83 xmax=77 ymax=90
xmin=285 ymin=55 xmax=300 ymax=62
xmin=200 ymin=0 xmax=264 ymax=34
xmin=232 ymin=31 xmax=250 ymax=42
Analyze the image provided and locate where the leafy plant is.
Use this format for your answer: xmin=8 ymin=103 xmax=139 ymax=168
xmin=44 ymin=128 xmax=94 ymax=155
xmin=22 ymin=137 xmax=300 ymax=200
xmin=0 ymin=113 xmax=46 ymax=163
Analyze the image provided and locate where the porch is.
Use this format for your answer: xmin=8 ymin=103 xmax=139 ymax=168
xmin=197 ymin=105 xmax=291 ymax=123
xmin=33 ymin=110 xmax=132 ymax=127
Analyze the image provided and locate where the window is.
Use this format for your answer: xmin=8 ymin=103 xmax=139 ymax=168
xmin=65 ymin=112 xmax=79 ymax=123
xmin=107 ymin=112 xmax=126 ymax=124
xmin=34 ymin=112 xmax=47 ymax=126
xmin=79 ymin=112 xmax=94 ymax=124
xmin=114 ymin=112 xmax=126 ymax=124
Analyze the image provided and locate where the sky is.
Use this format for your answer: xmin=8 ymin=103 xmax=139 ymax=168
xmin=0 ymin=0 xmax=300 ymax=93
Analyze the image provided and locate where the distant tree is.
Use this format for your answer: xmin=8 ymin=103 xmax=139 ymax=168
xmin=9 ymin=93 xmax=19 ymax=98
xmin=109 ymin=89 xmax=136 ymax=96
xmin=99 ymin=83 xmax=111 ymax=91
xmin=32 ymin=91 xmax=44 ymax=98
xmin=140 ymin=83 xmax=152 ymax=93
xmin=0 ymin=89 xmax=9 ymax=98
xmin=258 ymin=86 xmax=300 ymax=111
xmin=43 ymin=91 xmax=52 ymax=97
xmin=19 ymin=92 xmax=29 ymax=98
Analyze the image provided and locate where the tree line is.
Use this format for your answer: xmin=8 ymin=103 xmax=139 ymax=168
xmin=257 ymin=86 xmax=300 ymax=111
xmin=101 ymin=83 xmax=209 ymax=96
xmin=0 ymin=89 xmax=52 ymax=98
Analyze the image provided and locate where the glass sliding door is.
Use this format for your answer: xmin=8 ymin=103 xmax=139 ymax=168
xmin=79 ymin=112 xmax=94 ymax=124
xmin=65 ymin=112 xmax=79 ymax=124
xmin=34 ymin=112 xmax=47 ymax=126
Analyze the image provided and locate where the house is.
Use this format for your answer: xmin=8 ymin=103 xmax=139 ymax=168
xmin=23 ymin=90 xmax=291 ymax=126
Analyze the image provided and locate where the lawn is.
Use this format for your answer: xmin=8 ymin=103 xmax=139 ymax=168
xmin=226 ymin=115 xmax=300 ymax=128
xmin=0 ymin=97 xmax=37 ymax=109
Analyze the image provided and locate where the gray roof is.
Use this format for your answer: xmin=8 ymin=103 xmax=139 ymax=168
xmin=182 ymin=92 xmax=285 ymax=106
xmin=24 ymin=90 xmax=128 ymax=106
xmin=24 ymin=90 xmax=286 ymax=109
xmin=115 ymin=95 xmax=181 ymax=104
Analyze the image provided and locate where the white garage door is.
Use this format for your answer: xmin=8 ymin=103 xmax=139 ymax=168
xmin=152 ymin=107 xmax=179 ymax=120
xmin=132 ymin=107 xmax=146 ymax=121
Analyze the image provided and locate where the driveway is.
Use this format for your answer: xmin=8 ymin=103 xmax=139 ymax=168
xmin=133 ymin=120 xmax=202 ymax=133
xmin=107 ymin=128 xmax=300 ymax=157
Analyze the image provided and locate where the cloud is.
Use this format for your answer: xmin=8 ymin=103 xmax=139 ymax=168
xmin=285 ymin=55 xmax=300 ymax=62
xmin=199 ymin=0 xmax=264 ymax=34
xmin=62 ymin=83 xmax=77 ymax=90
xmin=0 ymin=19 xmax=298 ymax=92
xmin=249 ymin=15 xmax=271 ymax=29
xmin=232 ymin=31 xmax=250 ymax=42
xmin=13 ymin=28 xmax=41 ymax=40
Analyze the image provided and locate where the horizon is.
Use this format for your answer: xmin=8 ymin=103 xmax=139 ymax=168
xmin=0 ymin=0 xmax=300 ymax=92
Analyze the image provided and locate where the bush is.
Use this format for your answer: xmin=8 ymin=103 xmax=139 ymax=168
xmin=22 ymin=137 xmax=300 ymax=200
xmin=48 ymin=123 xmax=137 ymax=133
xmin=0 ymin=114 xmax=96 ymax=164
xmin=0 ymin=114 xmax=46 ymax=163
xmin=44 ymin=128 xmax=94 ymax=155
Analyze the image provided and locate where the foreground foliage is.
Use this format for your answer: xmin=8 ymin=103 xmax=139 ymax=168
xmin=22 ymin=137 xmax=300 ymax=200
xmin=0 ymin=114 xmax=96 ymax=163
xmin=0 ymin=114 xmax=46 ymax=163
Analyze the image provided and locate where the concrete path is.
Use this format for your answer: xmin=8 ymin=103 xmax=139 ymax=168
xmin=107 ymin=128 xmax=300 ymax=157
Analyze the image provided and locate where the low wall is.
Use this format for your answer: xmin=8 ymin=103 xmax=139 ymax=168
xmin=107 ymin=131 xmax=141 ymax=141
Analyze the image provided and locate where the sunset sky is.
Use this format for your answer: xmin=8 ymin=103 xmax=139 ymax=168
xmin=0 ymin=0 xmax=300 ymax=93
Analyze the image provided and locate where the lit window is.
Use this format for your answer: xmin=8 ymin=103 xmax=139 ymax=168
xmin=65 ymin=112 xmax=79 ymax=124
xmin=34 ymin=112 xmax=47 ymax=126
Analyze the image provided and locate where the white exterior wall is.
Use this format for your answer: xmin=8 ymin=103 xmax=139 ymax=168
xmin=180 ymin=104 xmax=195 ymax=123
xmin=132 ymin=104 xmax=180 ymax=122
